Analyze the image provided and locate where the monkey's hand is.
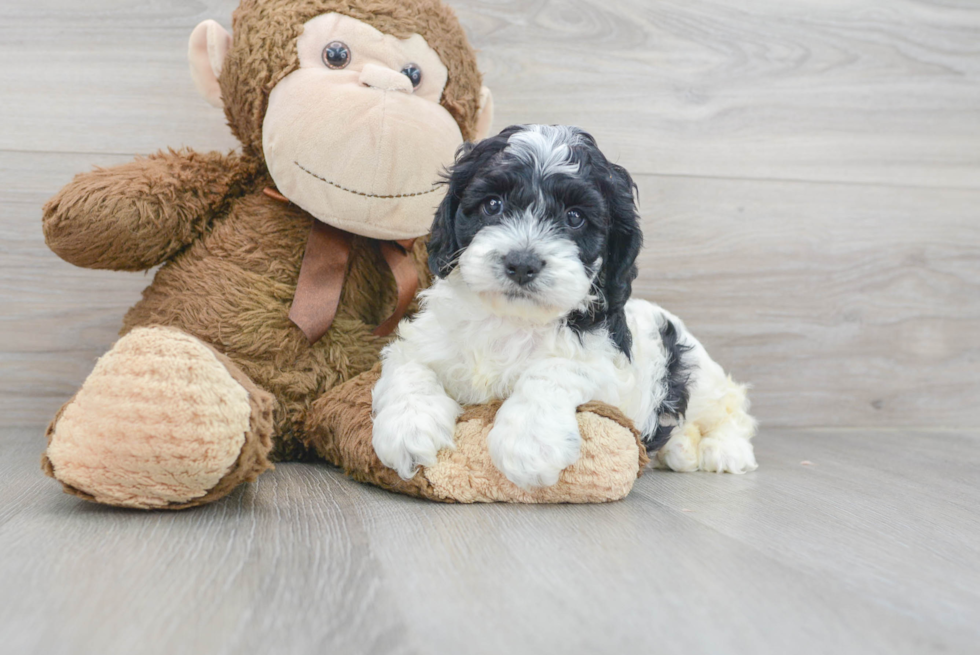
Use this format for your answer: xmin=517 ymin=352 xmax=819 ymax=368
xmin=43 ymin=148 xmax=255 ymax=271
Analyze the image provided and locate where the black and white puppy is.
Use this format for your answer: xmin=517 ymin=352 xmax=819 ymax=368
xmin=372 ymin=125 xmax=757 ymax=488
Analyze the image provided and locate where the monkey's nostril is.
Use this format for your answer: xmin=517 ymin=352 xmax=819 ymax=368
xmin=502 ymin=250 xmax=545 ymax=287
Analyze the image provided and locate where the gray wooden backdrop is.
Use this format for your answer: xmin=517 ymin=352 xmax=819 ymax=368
xmin=2 ymin=3 xmax=980 ymax=654
xmin=1 ymin=0 xmax=978 ymax=430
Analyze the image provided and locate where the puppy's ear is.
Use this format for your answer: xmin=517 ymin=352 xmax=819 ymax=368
xmin=428 ymin=143 xmax=473 ymax=277
xmin=598 ymin=161 xmax=643 ymax=357
xmin=428 ymin=128 xmax=520 ymax=277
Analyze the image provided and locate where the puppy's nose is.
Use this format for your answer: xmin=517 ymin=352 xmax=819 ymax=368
xmin=502 ymin=250 xmax=545 ymax=287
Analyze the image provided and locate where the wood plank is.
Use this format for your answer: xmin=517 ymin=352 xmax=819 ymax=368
xmin=635 ymin=428 xmax=980 ymax=634
xmin=462 ymin=0 xmax=980 ymax=188
xmin=1 ymin=0 xmax=978 ymax=188
xmin=634 ymin=175 xmax=980 ymax=428
xmin=0 ymin=0 xmax=240 ymax=156
xmin=1 ymin=426 xmax=977 ymax=654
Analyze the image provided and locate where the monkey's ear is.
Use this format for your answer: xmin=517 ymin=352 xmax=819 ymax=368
xmin=189 ymin=20 xmax=232 ymax=108
xmin=473 ymin=87 xmax=494 ymax=142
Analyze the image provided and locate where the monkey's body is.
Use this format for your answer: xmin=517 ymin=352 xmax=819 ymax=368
xmin=39 ymin=0 xmax=650 ymax=508
xmin=110 ymin=165 xmax=426 ymax=461
xmin=42 ymin=147 xmax=426 ymax=492
xmin=122 ymin=194 xmax=418 ymax=462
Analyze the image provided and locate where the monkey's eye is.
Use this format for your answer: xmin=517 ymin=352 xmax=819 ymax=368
xmin=323 ymin=41 xmax=351 ymax=69
xmin=481 ymin=197 xmax=503 ymax=217
xmin=400 ymin=64 xmax=423 ymax=88
xmin=566 ymin=209 xmax=586 ymax=229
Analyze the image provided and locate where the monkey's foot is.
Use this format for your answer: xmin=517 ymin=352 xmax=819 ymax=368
xmin=42 ymin=326 xmax=275 ymax=509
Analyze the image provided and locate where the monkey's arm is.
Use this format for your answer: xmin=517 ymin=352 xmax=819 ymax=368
xmin=43 ymin=149 xmax=255 ymax=271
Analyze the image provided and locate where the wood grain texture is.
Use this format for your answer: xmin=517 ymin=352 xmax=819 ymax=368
xmin=636 ymin=175 xmax=980 ymax=428
xmin=3 ymin=1 xmax=979 ymax=187
xmin=2 ymin=426 xmax=978 ymax=654
xmin=0 ymin=0 xmax=241 ymax=155
xmin=459 ymin=0 xmax=980 ymax=188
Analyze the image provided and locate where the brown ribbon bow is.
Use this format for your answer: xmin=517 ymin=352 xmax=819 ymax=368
xmin=264 ymin=188 xmax=419 ymax=344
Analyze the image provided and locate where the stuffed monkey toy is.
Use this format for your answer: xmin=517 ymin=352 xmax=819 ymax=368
xmin=40 ymin=0 xmax=647 ymax=509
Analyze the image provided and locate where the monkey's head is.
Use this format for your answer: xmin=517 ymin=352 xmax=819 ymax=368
xmin=189 ymin=0 xmax=493 ymax=240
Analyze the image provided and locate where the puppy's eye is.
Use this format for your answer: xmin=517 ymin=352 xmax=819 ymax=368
xmin=481 ymin=197 xmax=503 ymax=216
xmin=323 ymin=41 xmax=351 ymax=69
xmin=566 ymin=209 xmax=586 ymax=229
xmin=401 ymin=63 xmax=423 ymax=88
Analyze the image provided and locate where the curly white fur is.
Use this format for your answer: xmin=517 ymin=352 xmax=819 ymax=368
xmin=372 ymin=272 xmax=758 ymax=488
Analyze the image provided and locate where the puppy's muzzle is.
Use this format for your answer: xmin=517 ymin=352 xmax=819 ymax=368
xmin=502 ymin=249 xmax=546 ymax=287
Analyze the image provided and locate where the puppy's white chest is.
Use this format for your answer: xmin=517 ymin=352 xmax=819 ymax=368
xmin=465 ymin=351 xmax=510 ymax=399
xmin=444 ymin=326 xmax=547 ymax=404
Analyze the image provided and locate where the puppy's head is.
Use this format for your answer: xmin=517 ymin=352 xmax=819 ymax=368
xmin=427 ymin=124 xmax=642 ymax=356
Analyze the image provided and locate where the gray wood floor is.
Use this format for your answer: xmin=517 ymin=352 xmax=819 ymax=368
xmin=1 ymin=0 xmax=979 ymax=653
xmin=2 ymin=426 xmax=978 ymax=655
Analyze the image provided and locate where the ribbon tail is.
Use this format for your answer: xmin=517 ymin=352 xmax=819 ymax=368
xmin=374 ymin=240 xmax=420 ymax=337
xmin=289 ymin=221 xmax=352 ymax=344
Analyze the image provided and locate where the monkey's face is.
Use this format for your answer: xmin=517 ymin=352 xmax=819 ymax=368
xmin=261 ymin=13 xmax=464 ymax=240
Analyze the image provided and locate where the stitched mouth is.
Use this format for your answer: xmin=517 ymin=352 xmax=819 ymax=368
xmin=294 ymin=162 xmax=441 ymax=199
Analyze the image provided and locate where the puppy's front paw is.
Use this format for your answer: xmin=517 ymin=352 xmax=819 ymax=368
xmin=372 ymin=394 xmax=461 ymax=480
xmin=488 ymin=399 xmax=582 ymax=489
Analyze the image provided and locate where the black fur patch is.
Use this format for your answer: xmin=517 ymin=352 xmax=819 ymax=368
xmin=427 ymin=125 xmax=642 ymax=358
xmin=645 ymin=318 xmax=694 ymax=454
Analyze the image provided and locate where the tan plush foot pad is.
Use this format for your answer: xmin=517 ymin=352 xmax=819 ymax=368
xmin=305 ymin=366 xmax=649 ymax=503
xmin=42 ymin=326 xmax=275 ymax=509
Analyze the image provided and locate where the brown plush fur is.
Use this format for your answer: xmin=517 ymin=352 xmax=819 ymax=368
xmin=303 ymin=364 xmax=442 ymax=499
xmin=44 ymin=150 xmax=260 ymax=271
xmin=117 ymin=188 xmax=432 ymax=461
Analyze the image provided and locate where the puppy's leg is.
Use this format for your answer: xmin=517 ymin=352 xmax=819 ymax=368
xmin=488 ymin=360 xmax=599 ymax=489
xmin=657 ymin=324 xmax=758 ymax=474
xmin=372 ymin=341 xmax=462 ymax=480
xmin=625 ymin=301 xmax=757 ymax=474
